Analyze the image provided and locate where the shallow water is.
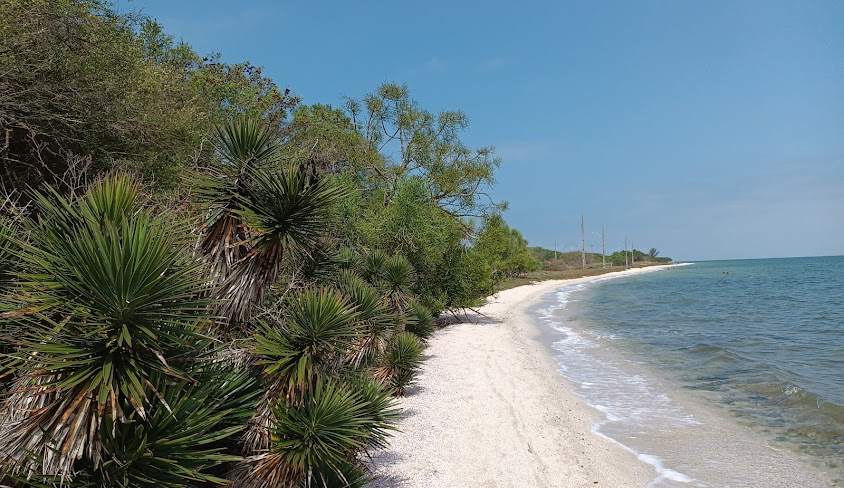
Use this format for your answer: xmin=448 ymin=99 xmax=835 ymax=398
xmin=534 ymin=258 xmax=844 ymax=487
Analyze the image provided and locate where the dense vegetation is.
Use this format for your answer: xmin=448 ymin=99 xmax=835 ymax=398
xmin=530 ymin=247 xmax=672 ymax=270
xmin=0 ymin=1 xmax=539 ymax=486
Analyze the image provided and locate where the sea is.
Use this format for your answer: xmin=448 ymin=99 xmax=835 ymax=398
xmin=533 ymin=257 xmax=844 ymax=487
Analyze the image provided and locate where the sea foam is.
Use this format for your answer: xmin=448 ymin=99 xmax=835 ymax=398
xmin=536 ymin=273 xmax=701 ymax=487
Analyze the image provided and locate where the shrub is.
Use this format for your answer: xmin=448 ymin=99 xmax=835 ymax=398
xmin=375 ymin=332 xmax=425 ymax=396
xmin=231 ymin=379 xmax=397 ymax=488
xmin=405 ymin=300 xmax=435 ymax=340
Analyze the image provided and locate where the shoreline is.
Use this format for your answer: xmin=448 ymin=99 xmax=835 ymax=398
xmin=367 ymin=266 xmax=673 ymax=487
xmin=539 ymin=263 xmax=838 ymax=487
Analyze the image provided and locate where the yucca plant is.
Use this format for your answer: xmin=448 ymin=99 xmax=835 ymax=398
xmin=290 ymin=243 xmax=336 ymax=283
xmin=196 ymin=117 xmax=348 ymax=325
xmin=253 ymin=287 xmax=362 ymax=398
xmin=0 ymin=175 xmax=214 ymax=480
xmin=333 ymin=247 xmax=361 ymax=271
xmin=404 ymin=299 xmax=435 ymax=340
xmin=196 ymin=116 xmax=282 ymax=287
xmin=374 ymin=332 xmax=425 ymax=396
xmin=92 ymin=366 xmax=259 ymax=488
xmin=7 ymin=366 xmax=259 ymax=488
xmin=0 ymin=215 xmax=19 ymax=287
xmin=360 ymin=249 xmax=387 ymax=285
xmin=203 ymin=164 xmax=347 ymax=325
xmin=231 ymin=378 xmax=397 ymax=488
xmin=244 ymin=287 xmax=361 ymax=453
xmin=335 ymin=270 xmax=402 ymax=367
xmin=380 ymin=254 xmax=416 ymax=308
xmin=0 ymin=216 xmax=17 ymax=390
xmin=343 ymin=373 xmax=401 ymax=450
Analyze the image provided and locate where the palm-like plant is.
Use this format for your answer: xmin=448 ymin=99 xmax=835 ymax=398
xmin=244 ymin=287 xmax=361 ymax=453
xmin=374 ymin=332 xmax=425 ymax=396
xmin=214 ymin=165 xmax=347 ymax=323
xmin=197 ymin=117 xmax=348 ymax=325
xmin=0 ymin=175 xmax=214 ymax=480
xmin=336 ymin=270 xmax=402 ymax=367
xmin=231 ymin=378 xmax=397 ymax=488
xmin=334 ymin=247 xmax=362 ymax=271
xmin=92 ymin=367 xmax=259 ymax=488
xmin=404 ymin=299 xmax=435 ymax=340
xmin=253 ymin=287 xmax=361 ymax=398
xmin=0 ymin=216 xmax=17 ymax=390
xmin=8 ymin=367 xmax=259 ymax=488
xmin=360 ymin=249 xmax=387 ymax=284
xmin=196 ymin=117 xmax=281 ymax=287
xmin=344 ymin=372 xmax=401 ymax=450
xmin=380 ymin=254 xmax=416 ymax=308
xmin=0 ymin=216 xmax=18 ymax=287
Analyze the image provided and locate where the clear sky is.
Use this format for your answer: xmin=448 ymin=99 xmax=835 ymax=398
xmin=120 ymin=0 xmax=844 ymax=261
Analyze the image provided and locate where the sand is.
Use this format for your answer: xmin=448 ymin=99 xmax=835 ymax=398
xmin=367 ymin=268 xmax=667 ymax=488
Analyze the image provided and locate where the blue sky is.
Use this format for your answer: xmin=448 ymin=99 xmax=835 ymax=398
xmin=121 ymin=0 xmax=844 ymax=261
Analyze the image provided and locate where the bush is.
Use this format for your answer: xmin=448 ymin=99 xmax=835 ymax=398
xmin=231 ymin=379 xmax=397 ymax=488
xmin=0 ymin=175 xmax=245 ymax=483
xmin=405 ymin=300 xmax=435 ymax=339
xmin=375 ymin=332 xmax=425 ymax=396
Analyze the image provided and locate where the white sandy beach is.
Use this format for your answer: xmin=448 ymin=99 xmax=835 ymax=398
xmin=368 ymin=267 xmax=668 ymax=488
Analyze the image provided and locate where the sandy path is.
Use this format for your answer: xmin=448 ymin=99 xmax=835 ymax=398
xmin=368 ymin=268 xmax=665 ymax=488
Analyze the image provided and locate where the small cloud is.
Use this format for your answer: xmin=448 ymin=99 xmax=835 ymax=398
xmin=425 ymin=57 xmax=446 ymax=72
xmin=479 ymin=56 xmax=506 ymax=72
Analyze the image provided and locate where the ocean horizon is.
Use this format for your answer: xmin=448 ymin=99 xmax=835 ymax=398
xmin=534 ymin=257 xmax=843 ymax=487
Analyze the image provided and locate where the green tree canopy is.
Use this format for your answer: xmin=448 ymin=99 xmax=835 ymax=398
xmin=0 ymin=0 xmax=296 ymax=195
xmin=473 ymin=214 xmax=540 ymax=281
xmin=345 ymin=83 xmax=504 ymax=218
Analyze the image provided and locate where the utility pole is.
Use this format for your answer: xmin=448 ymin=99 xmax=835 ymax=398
xmin=631 ymin=239 xmax=635 ymax=266
xmin=601 ymin=224 xmax=606 ymax=269
xmin=624 ymin=236 xmax=629 ymax=269
xmin=581 ymin=213 xmax=586 ymax=269
xmin=554 ymin=240 xmax=557 ymax=260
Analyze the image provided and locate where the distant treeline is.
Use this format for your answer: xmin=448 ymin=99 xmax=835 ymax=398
xmin=530 ymin=247 xmax=672 ymax=270
xmin=0 ymin=1 xmax=541 ymax=486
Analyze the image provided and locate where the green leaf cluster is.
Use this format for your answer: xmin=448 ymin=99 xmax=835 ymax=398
xmin=0 ymin=175 xmax=259 ymax=486
xmin=473 ymin=214 xmax=541 ymax=282
xmin=0 ymin=0 xmax=296 ymax=195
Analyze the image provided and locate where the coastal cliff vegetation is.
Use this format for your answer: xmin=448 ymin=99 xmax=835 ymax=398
xmin=0 ymin=1 xmax=539 ymax=486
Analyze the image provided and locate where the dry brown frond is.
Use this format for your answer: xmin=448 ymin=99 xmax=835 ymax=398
xmin=214 ymin=237 xmax=285 ymax=324
xmin=228 ymin=453 xmax=302 ymax=488
xmin=241 ymin=386 xmax=277 ymax=455
xmin=0 ymin=375 xmax=103 ymax=480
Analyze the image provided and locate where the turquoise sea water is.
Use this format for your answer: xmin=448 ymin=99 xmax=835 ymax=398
xmin=536 ymin=257 xmax=844 ymax=486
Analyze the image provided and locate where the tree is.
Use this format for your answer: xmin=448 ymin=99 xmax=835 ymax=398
xmin=192 ymin=54 xmax=299 ymax=130
xmin=648 ymin=247 xmax=660 ymax=258
xmin=473 ymin=214 xmax=540 ymax=281
xmin=195 ymin=117 xmax=347 ymax=325
xmin=0 ymin=1 xmax=296 ymax=195
xmin=283 ymin=104 xmax=378 ymax=176
xmin=363 ymin=177 xmax=491 ymax=311
xmin=346 ymin=83 xmax=504 ymax=218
